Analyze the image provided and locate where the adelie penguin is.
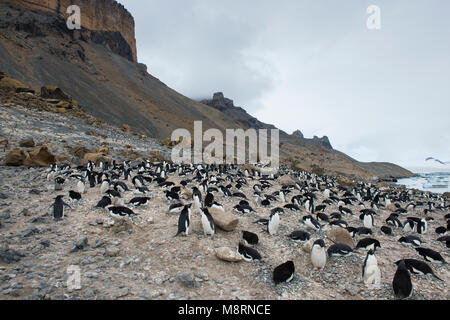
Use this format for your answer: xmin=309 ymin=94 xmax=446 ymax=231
xmin=268 ymin=211 xmax=280 ymax=236
xmin=302 ymin=215 xmax=321 ymax=231
xmin=200 ymin=208 xmax=216 ymax=238
xmin=362 ymin=250 xmax=381 ymax=285
xmin=238 ymin=242 xmax=262 ymax=261
xmin=68 ymin=190 xmax=82 ymax=202
xmin=175 ymin=204 xmax=192 ymax=237
xmin=288 ymin=230 xmax=311 ymax=242
xmin=311 ymin=239 xmax=327 ymax=270
xmin=392 ymin=260 xmax=413 ymax=300
xmin=415 ymin=247 xmax=447 ymax=264
xmin=107 ymin=206 xmax=138 ymax=219
xmin=273 ymin=261 xmax=295 ymax=284
xmin=395 ymin=259 xmax=443 ymax=281
xmin=95 ymin=196 xmax=112 ymax=209
xmin=355 ymin=238 xmax=381 ymax=252
xmin=398 ymin=235 xmax=422 ymax=247
xmin=242 ymin=231 xmax=259 ymax=245
xmin=128 ymin=197 xmax=151 ymax=207
xmin=52 ymin=195 xmax=71 ymax=220
xmin=327 ymin=243 xmax=353 ymax=257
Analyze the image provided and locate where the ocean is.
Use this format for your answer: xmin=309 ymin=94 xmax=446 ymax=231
xmin=396 ymin=171 xmax=450 ymax=194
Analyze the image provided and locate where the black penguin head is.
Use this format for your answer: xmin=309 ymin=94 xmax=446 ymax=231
xmin=313 ymin=239 xmax=325 ymax=248
xmin=55 ymin=195 xmax=64 ymax=200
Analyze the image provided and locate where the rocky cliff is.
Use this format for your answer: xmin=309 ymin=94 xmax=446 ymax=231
xmin=201 ymin=92 xmax=333 ymax=150
xmin=0 ymin=0 xmax=137 ymax=62
xmin=0 ymin=2 xmax=414 ymax=179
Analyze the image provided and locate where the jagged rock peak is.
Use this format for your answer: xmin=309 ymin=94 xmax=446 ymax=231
xmin=292 ymin=130 xmax=304 ymax=139
xmin=313 ymin=135 xmax=333 ymax=149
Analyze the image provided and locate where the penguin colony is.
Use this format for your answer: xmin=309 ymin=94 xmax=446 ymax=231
xmin=43 ymin=160 xmax=449 ymax=300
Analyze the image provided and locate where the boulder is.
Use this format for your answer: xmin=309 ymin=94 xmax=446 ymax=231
xmin=301 ymin=238 xmax=315 ymax=253
xmin=23 ymin=146 xmax=56 ymax=167
xmin=0 ymin=76 xmax=34 ymax=93
xmin=96 ymin=147 xmax=109 ymax=155
xmin=70 ymin=145 xmax=92 ymax=158
xmin=122 ymin=124 xmax=131 ymax=132
xmin=327 ymin=228 xmax=354 ymax=247
xmin=2 ymin=148 xmax=26 ymax=166
xmin=208 ymin=208 xmax=239 ymax=231
xmin=40 ymin=86 xmax=72 ymax=102
xmin=277 ymin=175 xmax=296 ymax=186
xmin=215 ymin=247 xmax=242 ymax=262
xmin=81 ymin=153 xmax=109 ymax=166
xmin=443 ymin=192 xmax=450 ymax=200
xmin=19 ymin=138 xmax=35 ymax=148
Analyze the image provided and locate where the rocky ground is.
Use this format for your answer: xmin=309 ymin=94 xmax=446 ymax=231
xmin=0 ymin=103 xmax=449 ymax=301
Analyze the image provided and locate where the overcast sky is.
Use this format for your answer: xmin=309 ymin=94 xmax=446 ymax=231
xmin=118 ymin=0 xmax=450 ymax=172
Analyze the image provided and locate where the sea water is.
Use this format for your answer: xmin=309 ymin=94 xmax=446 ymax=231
xmin=397 ymin=172 xmax=450 ymax=194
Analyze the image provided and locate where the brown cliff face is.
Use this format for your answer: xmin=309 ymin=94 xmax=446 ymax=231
xmin=0 ymin=0 xmax=137 ymax=62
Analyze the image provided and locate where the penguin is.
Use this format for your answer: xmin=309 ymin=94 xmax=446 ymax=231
xmin=268 ymin=211 xmax=280 ymax=236
xmin=435 ymin=226 xmax=447 ymax=235
xmin=175 ymin=204 xmax=192 ymax=237
xmin=339 ymin=206 xmax=353 ymax=216
xmin=168 ymin=202 xmax=184 ymax=214
xmin=68 ymin=190 xmax=82 ymax=202
xmin=302 ymin=215 xmax=321 ymax=231
xmin=273 ymin=261 xmax=295 ymax=284
xmin=234 ymin=204 xmax=255 ymax=214
xmin=362 ymin=249 xmax=381 ymax=285
xmin=107 ymin=206 xmax=138 ymax=219
xmin=356 ymin=227 xmax=373 ymax=236
xmin=288 ymin=230 xmax=311 ymax=242
xmin=192 ymin=187 xmax=203 ymax=211
xmin=95 ymin=196 xmax=111 ymax=209
xmin=398 ymin=235 xmax=422 ymax=247
xmin=355 ymin=238 xmax=381 ymax=252
xmin=360 ymin=213 xmax=375 ymax=228
xmin=392 ymin=260 xmax=413 ymax=300
xmin=311 ymin=239 xmax=327 ymax=270
xmin=77 ymin=179 xmax=86 ymax=194
xmin=100 ymin=179 xmax=110 ymax=194
xmin=330 ymin=212 xmax=342 ymax=220
xmin=204 ymin=192 xmax=214 ymax=208
xmin=128 ymin=197 xmax=151 ymax=207
xmin=329 ymin=220 xmax=348 ymax=229
xmin=114 ymin=181 xmax=129 ymax=193
xmin=242 ymin=231 xmax=259 ymax=245
xmin=395 ymin=259 xmax=443 ymax=281
xmin=415 ymin=247 xmax=447 ymax=264
xmin=200 ymin=208 xmax=216 ymax=238
xmin=52 ymin=195 xmax=71 ymax=220
xmin=327 ymin=243 xmax=353 ymax=257
xmin=381 ymin=226 xmax=392 ymax=236
xmin=284 ymin=203 xmax=301 ymax=212
xmin=316 ymin=212 xmax=329 ymax=223
xmin=238 ymin=242 xmax=262 ymax=261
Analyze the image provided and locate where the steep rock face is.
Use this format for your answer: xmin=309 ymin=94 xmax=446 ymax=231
xmin=0 ymin=0 xmax=137 ymax=62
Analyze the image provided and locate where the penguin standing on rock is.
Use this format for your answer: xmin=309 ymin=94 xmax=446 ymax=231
xmin=362 ymin=250 xmax=381 ymax=285
xmin=268 ymin=211 xmax=280 ymax=236
xmin=393 ymin=260 xmax=413 ymax=299
xmin=175 ymin=204 xmax=192 ymax=237
xmin=52 ymin=195 xmax=71 ymax=220
xmin=200 ymin=208 xmax=215 ymax=238
xmin=311 ymin=239 xmax=327 ymax=270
